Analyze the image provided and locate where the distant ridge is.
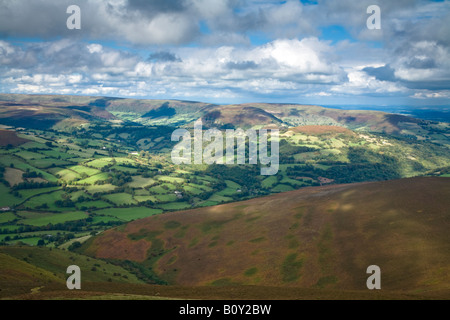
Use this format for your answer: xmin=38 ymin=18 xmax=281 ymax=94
xmin=0 ymin=93 xmax=440 ymax=136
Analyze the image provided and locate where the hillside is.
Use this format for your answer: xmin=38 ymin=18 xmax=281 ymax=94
xmin=0 ymin=246 xmax=144 ymax=299
xmin=1 ymin=94 xmax=448 ymax=143
xmin=80 ymin=177 xmax=450 ymax=297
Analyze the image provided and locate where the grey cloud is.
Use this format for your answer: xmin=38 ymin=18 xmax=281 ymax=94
xmin=127 ymin=0 xmax=186 ymax=13
xmin=147 ymin=51 xmax=182 ymax=62
xmin=405 ymin=57 xmax=436 ymax=69
xmin=0 ymin=40 xmax=138 ymax=75
xmin=226 ymin=61 xmax=258 ymax=70
xmin=363 ymin=65 xmax=396 ymax=82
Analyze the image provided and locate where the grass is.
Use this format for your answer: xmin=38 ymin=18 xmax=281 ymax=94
xmin=149 ymin=185 xmax=175 ymax=194
xmin=49 ymin=168 xmax=81 ymax=181
xmin=91 ymin=215 xmax=123 ymax=224
xmin=0 ymin=183 xmax=22 ymax=207
xmin=69 ymin=165 xmax=101 ymax=176
xmin=111 ymin=165 xmax=139 ymax=174
xmin=157 ymin=176 xmax=185 ymax=184
xmin=262 ymin=176 xmax=278 ymax=188
xmin=271 ymin=184 xmax=294 ymax=192
xmin=15 ymin=150 xmax=47 ymax=160
xmin=76 ymin=172 xmax=109 ymax=185
xmin=0 ymin=246 xmax=143 ymax=288
xmin=84 ymin=184 xmax=117 ymax=193
xmin=76 ymin=200 xmax=111 ymax=210
xmin=18 ymin=187 xmax=61 ymax=200
xmin=208 ymin=194 xmax=232 ymax=203
xmin=21 ymin=190 xmax=66 ymax=211
xmin=158 ymin=202 xmax=191 ymax=211
xmin=128 ymin=176 xmax=156 ymax=188
xmin=8 ymin=237 xmax=43 ymax=246
xmin=182 ymin=185 xmax=203 ymax=195
xmin=281 ymin=253 xmax=304 ymax=283
xmin=103 ymin=193 xmax=137 ymax=206
xmin=0 ymin=212 xmax=18 ymax=224
xmin=94 ymin=207 xmax=162 ymax=221
xmin=155 ymin=194 xmax=178 ymax=202
xmin=85 ymin=158 xmax=113 ymax=168
xmin=134 ymin=195 xmax=158 ymax=203
xmin=17 ymin=211 xmax=88 ymax=226
xmin=40 ymin=149 xmax=75 ymax=159
xmin=32 ymin=158 xmax=72 ymax=169
xmin=198 ymin=200 xmax=218 ymax=207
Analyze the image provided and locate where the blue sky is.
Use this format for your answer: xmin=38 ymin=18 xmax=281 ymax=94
xmin=0 ymin=0 xmax=449 ymax=107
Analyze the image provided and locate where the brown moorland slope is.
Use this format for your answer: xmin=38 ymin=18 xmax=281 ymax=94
xmin=0 ymin=129 xmax=29 ymax=146
xmin=81 ymin=177 xmax=450 ymax=297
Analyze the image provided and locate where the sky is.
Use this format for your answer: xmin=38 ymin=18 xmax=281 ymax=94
xmin=0 ymin=0 xmax=449 ymax=107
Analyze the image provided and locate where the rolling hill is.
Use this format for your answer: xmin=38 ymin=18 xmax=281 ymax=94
xmin=0 ymin=93 xmax=449 ymax=300
xmin=80 ymin=176 xmax=450 ymax=298
xmin=1 ymin=94 xmax=448 ymax=143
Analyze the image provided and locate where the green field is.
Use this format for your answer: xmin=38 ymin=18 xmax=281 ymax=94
xmin=128 ymin=176 xmax=156 ymax=188
xmin=94 ymin=207 xmax=162 ymax=221
xmin=208 ymin=194 xmax=232 ymax=203
xmin=0 ymin=93 xmax=449 ymax=262
xmin=134 ymin=195 xmax=159 ymax=203
xmin=262 ymin=176 xmax=278 ymax=188
xmin=21 ymin=190 xmax=66 ymax=211
xmin=84 ymin=184 xmax=117 ymax=193
xmin=157 ymin=176 xmax=185 ymax=184
xmin=0 ymin=183 xmax=23 ymax=207
xmin=85 ymin=158 xmax=114 ymax=168
xmin=0 ymin=212 xmax=17 ymax=224
xmin=183 ymin=185 xmax=204 ymax=195
xmin=149 ymin=185 xmax=174 ymax=194
xmin=158 ymin=202 xmax=191 ymax=211
xmin=17 ymin=211 xmax=88 ymax=226
xmin=69 ymin=165 xmax=101 ymax=176
xmin=50 ymin=168 xmax=81 ymax=181
xmin=155 ymin=194 xmax=178 ymax=202
xmin=103 ymin=193 xmax=137 ymax=206
xmin=18 ymin=187 xmax=61 ymax=200
xmin=271 ymin=184 xmax=294 ymax=192
xmin=76 ymin=200 xmax=111 ymax=210
xmin=77 ymin=172 xmax=109 ymax=185
xmin=15 ymin=150 xmax=47 ymax=160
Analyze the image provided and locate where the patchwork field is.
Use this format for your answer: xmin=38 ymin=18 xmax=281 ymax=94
xmin=0 ymin=94 xmax=449 ymax=300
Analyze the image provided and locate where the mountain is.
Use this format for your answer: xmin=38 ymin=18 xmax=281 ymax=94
xmin=80 ymin=177 xmax=450 ymax=297
xmin=1 ymin=94 xmax=447 ymax=141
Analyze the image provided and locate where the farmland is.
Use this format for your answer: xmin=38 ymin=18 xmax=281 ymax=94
xmin=0 ymin=100 xmax=448 ymax=249
xmin=0 ymin=94 xmax=448 ymax=300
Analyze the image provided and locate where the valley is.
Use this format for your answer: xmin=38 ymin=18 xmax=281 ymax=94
xmin=0 ymin=93 xmax=449 ymax=300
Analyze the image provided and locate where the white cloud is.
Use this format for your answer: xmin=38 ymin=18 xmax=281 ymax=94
xmin=412 ymin=91 xmax=450 ymax=99
xmin=331 ymin=69 xmax=406 ymax=95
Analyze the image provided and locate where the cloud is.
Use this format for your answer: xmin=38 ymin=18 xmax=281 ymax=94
xmin=0 ymin=0 xmax=449 ymax=105
xmin=226 ymin=61 xmax=258 ymax=70
xmin=147 ymin=51 xmax=182 ymax=62
xmin=0 ymin=37 xmax=347 ymax=100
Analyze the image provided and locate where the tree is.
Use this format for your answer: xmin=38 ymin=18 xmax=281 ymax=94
xmin=37 ymin=239 xmax=45 ymax=246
